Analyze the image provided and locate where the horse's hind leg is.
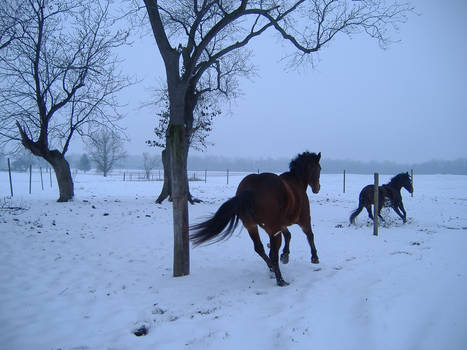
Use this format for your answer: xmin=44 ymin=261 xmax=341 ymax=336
xmin=268 ymin=232 xmax=288 ymax=286
xmin=280 ymin=228 xmax=291 ymax=264
xmin=247 ymin=226 xmax=273 ymax=271
xmin=366 ymin=205 xmax=374 ymax=220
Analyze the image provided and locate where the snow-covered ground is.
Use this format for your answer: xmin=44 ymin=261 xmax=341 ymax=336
xmin=1 ymin=170 xmax=466 ymax=350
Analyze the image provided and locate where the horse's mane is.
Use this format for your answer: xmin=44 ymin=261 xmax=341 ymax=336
xmin=289 ymin=152 xmax=320 ymax=179
xmin=388 ymin=172 xmax=410 ymax=187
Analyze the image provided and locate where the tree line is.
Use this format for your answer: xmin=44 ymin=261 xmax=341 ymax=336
xmin=4 ymin=152 xmax=466 ymax=176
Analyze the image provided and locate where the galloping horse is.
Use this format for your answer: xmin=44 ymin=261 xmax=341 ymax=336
xmin=190 ymin=152 xmax=322 ymax=286
xmin=349 ymin=172 xmax=413 ymax=224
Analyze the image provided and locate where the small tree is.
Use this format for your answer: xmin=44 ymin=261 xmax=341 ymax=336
xmin=78 ymin=154 xmax=92 ymax=173
xmin=87 ymin=128 xmax=127 ymax=177
xmin=142 ymin=152 xmax=159 ymax=180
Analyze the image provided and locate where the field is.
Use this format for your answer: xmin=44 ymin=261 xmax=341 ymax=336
xmin=1 ymin=170 xmax=467 ymax=350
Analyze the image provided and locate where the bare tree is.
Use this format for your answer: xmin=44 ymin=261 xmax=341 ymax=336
xmin=0 ymin=0 xmax=130 ymax=201
xmin=139 ymin=0 xmax=414 ymax=277
xmin=87 ymin=128 xmax=127 ymax=177
xmin=0 ymin=1 xmax=32 ymax=50
xmin=142 ymin=152 xmax=159 ymax=180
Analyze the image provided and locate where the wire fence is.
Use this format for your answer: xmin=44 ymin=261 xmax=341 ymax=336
xmin=2 ymin=158 xmax=414 ymax=200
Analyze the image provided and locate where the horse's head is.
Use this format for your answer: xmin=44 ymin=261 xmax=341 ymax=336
xmin=403 ymin=172 xmax=414 ymax=194
xmin=289 ymin=151 xmax=322 ymax=193
xmin=308 ymin=152 xmax=322 ymax=193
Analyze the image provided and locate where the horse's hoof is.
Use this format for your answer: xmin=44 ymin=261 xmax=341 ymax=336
xmin=280 ymin=254 xmax=289 ymax=264
xmin=277 ymin=279 xmax=289 ymax=287
xmin=311 ymin=257 xmax=320 ymax=264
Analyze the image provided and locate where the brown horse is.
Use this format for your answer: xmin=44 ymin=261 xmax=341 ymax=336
xmin=190 ymin=151 xmax=322 ymax=286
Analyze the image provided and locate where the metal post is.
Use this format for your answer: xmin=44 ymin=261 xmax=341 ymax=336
xmin=343 ymin=169 xmax=346 ymax=193
xmin=8 ymin=158 xmax=13 ymax=197
xmin=29 ymin=164 xmax=32 ymax=194
xmin=40 ymin=167 xmax=44 ymax=190
xmin=373 ymin=173 xmax=379 ymax=236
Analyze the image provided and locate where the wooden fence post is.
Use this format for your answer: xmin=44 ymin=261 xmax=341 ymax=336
xmin=411 ymin=169 xmax=414 ymax=197
xmin=373 ymin=173 xmax=379 ymax=236
xmin=204 ymin=169 xmax=207 ymax=183
xmin=8 ymin=158 xmax=13 ymax=197
xmin=49 ymin=167 xmax=53 ymax=188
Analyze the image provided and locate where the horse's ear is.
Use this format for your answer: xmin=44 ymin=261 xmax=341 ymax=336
xmin=317 ymin=152 xmax=321 ymax=161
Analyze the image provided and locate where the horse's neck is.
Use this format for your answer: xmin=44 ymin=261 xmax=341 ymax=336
xmin=281 ymin=172 xmax=307 ymax=192
xmin=386 ymin=181 xmax=402 ymax=193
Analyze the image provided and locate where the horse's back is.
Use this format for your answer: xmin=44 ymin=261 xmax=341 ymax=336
xmin=236 ymin=173 xmax=288 ymax=228
xmin=237 ymin=173 xmax=285 ymax=202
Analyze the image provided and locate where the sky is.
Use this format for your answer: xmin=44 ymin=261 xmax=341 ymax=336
xmin=111 ymin=0 xmax=467 ymax=163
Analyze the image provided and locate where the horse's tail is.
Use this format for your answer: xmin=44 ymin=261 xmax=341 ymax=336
xmin=190 ymin=191 xmax=254 ymax=246
xmin=349 ymin=192 xmax=365 ymax=224
xmin=349 ymin=206 xmax=363 ymax=224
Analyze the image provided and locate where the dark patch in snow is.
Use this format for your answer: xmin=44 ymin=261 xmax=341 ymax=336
xmin=133 ymin=325 xmax=149 ymax=336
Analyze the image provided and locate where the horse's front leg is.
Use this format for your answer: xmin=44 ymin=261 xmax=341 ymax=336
xmin=392 ymin=205 xmax=406 ymax=223
xmin=377 ymin=202 xmax=386 ymax=222
xmin=299 ymin=222 xmax=319 ymax=264
xmin=280 ymin=228 xmax=291 ymax=264
xmin=399 ymin=202 xmax=407 ymax=222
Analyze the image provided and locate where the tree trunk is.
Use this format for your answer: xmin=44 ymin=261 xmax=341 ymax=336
xmin=156 ymin=148 xmax=172 ymax=203
xmin=169 ymin=124 xmax=190 ymax=277
xmin=47 ymin=150 xmax=74 ymax=202
xmin=157 ymin=146 xmax=200 ymax=204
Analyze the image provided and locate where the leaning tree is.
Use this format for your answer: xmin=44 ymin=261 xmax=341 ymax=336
xmin=140 ymin=0 xmax=413 ymax=277
xmin=0 ymin=0 xmax=130 ymax=201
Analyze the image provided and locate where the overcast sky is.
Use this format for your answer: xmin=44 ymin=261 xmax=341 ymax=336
xmin=109 ymin=0 xmax=467 ymax=163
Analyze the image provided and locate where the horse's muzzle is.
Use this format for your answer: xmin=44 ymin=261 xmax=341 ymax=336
xmin=312 ymin=183 xmax=320 ymax=194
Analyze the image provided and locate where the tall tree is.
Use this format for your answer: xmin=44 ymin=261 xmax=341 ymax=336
xmin=140 ymin=0 xmax=413 ymax=277
xmin=87 ymin=128 xmax=127 ymax=177
xmin=0 ymin=0 xmax=129 ymax=201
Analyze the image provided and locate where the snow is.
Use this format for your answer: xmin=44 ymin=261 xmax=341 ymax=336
xmin=1 ymin=170 xmax=467 ymax=350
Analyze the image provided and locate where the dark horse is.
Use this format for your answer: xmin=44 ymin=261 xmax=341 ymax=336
xmin=190 ymin=152 xmax=322 ymax=286
xmin=349 ymin=172 xmax=413 ymax=225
